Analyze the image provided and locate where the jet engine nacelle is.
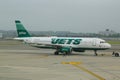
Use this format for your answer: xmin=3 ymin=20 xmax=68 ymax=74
xmin=59 ymin=47 xmax=72 ymax=53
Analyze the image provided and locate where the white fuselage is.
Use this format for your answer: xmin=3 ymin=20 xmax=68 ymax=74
xmin=15 ymin=37 xmax=111 ymax=50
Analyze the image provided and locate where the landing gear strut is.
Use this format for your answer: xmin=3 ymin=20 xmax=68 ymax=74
xmin=54 ymin=51 xmax=59 ymax=55
xmin=54 ymin=47 xmax=60 ymax=55
xmin=94 ymin=50 xmax=98 ymax=56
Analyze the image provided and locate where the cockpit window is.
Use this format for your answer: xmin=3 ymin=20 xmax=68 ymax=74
xmin=100 ymin=41 xmax=106 ymax=43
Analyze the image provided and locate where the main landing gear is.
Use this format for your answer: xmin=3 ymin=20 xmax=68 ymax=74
xmin=54 ymin=50 xmax=71 ymax=55
xmin=54 ymin=51 xmax=59 ymax=55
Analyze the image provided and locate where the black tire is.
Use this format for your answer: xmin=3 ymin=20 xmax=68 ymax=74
xmin=65 ymin=52 xmax=68 ymax=55
xmin=115 ymin=53 xmax=119 ymax=57
xmin=54 ymin=51 xmax=59 ymax=55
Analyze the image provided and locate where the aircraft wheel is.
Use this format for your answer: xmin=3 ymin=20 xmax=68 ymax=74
xmin=54 ymin=51 xmax=59 ymax=55
xmin=115 ymin=53 xmax=119 ymax=57
xmin=65 ymin=52 xmax=68 ymax=55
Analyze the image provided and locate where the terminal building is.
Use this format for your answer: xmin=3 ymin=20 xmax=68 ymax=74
xmin=99 ymin=29 xmax=116 ymax=36
xmin=0 ymin=33 xmax=3 ymax=39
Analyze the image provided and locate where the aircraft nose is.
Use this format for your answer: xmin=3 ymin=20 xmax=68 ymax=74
xmin=106 ymin=43 xmax=111 ymax=49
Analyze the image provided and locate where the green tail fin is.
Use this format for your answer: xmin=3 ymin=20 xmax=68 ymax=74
xmin=15 ymin=20 xmax=31 ymax=37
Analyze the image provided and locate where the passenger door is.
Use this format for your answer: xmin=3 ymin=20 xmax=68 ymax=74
xmin=92 ymin=39 xmax=96 ymax=46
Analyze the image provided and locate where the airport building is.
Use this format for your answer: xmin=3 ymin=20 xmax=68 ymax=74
xmin=99 ymin=29 xmax=116 ymax=36
xmin=0 ymin=33 xmax=3 ymax=39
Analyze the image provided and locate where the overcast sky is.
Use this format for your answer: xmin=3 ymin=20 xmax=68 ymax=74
xmin=0 ymin=0 xmax=120 ymax=33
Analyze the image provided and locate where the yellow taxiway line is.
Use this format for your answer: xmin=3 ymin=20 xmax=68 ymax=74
xmin=62 ymin=62 xmax=105 ymax=80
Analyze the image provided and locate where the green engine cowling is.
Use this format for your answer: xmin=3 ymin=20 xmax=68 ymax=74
xmin=59 ymin=47 xmax=72 ymax=53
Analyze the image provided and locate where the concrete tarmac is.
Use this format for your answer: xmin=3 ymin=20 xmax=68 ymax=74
xmin=0 ymin=40 xmax=120 ymax=80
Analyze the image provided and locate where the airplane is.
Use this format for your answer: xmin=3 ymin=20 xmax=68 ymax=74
xmin=14 ymin=20 xmax=111 ymax=56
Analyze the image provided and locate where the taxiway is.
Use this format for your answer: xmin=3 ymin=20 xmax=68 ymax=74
xmin=0 ymin=40 xmax=119 ymax=80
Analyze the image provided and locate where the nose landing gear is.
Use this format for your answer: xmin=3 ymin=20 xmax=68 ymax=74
xmin=94 ymin=50 xmax=98 ymax=56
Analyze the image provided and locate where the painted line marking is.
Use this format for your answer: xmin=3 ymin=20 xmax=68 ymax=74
xmin=62 ymin=62 xmax=105 ymax=80
xmin=61 ymin=62 xmax=81 ymax=65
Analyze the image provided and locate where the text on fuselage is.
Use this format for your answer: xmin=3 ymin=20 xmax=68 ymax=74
xmin=51 ymin=38 xmax=82 ymax=45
